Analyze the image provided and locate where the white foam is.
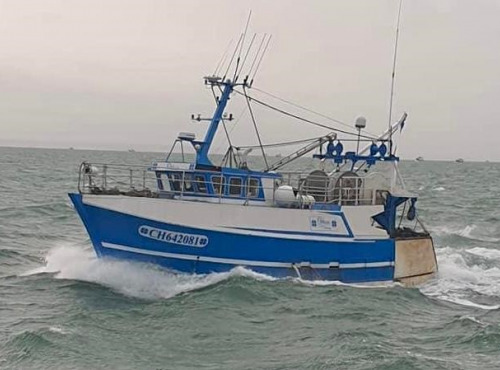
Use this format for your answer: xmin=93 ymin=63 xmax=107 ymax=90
xmin=431 ymin=224 xmax=500 ymax=243
xmin=48 ymin=326 xmax=70 ymax=335
xmin=466 ymin=247 xmax=500 ymax=260
xmin=446 ymin=298 xmax=499 ymax=311
xmin=458 ymin=315 xmax=489 ymax=326
xmin=295 ymin=278 xmax=401 ymax=289
xmin=433 ymin=186 xmax=445 ymax=191
xmin=420 ymin=246 xmax=500 ymax=309
xmin=22 ymin=244 xmax=273 ymax=300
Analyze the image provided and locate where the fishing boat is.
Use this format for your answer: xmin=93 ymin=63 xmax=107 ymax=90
xmin=69 ymin=26 xmax=437 ymax=285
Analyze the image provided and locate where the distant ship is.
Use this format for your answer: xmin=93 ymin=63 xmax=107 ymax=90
xmin=455 ymin=158 xmax=464 ymax=163
xmin=415 ymin=156 xmax=424 ymax=162
xmin=128 ymin=149 xmax=135 ymax=153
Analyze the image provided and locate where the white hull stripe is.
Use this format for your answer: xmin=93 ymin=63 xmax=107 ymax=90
xmin=101 ymin=242 xmax=394 ymax=269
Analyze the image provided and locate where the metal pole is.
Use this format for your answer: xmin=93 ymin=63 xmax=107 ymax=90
xmin=356 ymin=128 xmax=361 ymax=154
xmin=387 ymin=0 xmax=404 ymax=156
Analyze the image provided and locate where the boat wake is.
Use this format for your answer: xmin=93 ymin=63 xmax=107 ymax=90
xmin=24 ymin=244 xmax=403 ymax=300
xmin=420 ymin=246 xmax=500 ymax=310
xmin=22 ymin=244 xmax=275 ymax=300
xmin=23 ymin=242 xmax=500 ymax=309
xmin=293 ymin=277 xmax=401 ymax=289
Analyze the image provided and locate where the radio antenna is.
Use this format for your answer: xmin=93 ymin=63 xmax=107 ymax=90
xmin=214 ymin=39 xmax=233 ymax=76
xmin=246 ymin=33 xmax=267 ymax=80
xmin=250 ymin=34 xmax=272 ymax=86
xmin=223 ymin=33 xmax=243 ymax=81
xmin=388 ymin=0 xmax=403 ymax=156
xmin=233 ymin=11 xmax=252 ymax=82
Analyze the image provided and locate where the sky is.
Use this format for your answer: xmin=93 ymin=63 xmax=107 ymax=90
xmin=0 ymin=0 xmax=499 ymax=161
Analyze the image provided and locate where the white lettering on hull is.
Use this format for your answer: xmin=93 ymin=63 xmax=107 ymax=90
xmin=139 ymin=225 xmax=208 ymax=247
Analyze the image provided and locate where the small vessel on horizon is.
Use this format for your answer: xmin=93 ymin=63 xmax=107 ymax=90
xmin=456 ymin=158 xmax=464 ymax=163
xmin=416 ymin=156 xmax=424 ymax=162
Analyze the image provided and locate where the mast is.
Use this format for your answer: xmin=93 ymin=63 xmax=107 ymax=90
xmin=196 ymin=79 xmax=234 ymax=167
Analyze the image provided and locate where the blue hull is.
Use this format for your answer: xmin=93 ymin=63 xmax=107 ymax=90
xmin=69 ymin=193 xmax=396 ymax=283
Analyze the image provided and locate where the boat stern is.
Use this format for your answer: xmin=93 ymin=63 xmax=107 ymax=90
xmin=393 ymin=236 xmax=438 ymax=286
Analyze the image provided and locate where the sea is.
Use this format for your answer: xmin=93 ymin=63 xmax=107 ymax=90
xmin=1 ymin=146 xmax=500 ymax=369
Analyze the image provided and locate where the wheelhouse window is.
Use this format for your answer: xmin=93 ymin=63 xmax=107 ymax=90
xmin=156 ymin=173 xmax=164 ymax=190
xmin=195 ymin=175 xmax=207 ymax=193
xmin=229 ymin=177 xmax=242 ymax=196
xmin=168 ymin=173 xmax=182 ymax=192
xmin=247 ymin=178 xmax=259 ymax=197
xmin=211 ymin=176 xmax=225 ymax=195
xmin=182 ymin=174 xmax=194 ymax=193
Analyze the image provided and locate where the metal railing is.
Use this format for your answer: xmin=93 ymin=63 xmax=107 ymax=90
xmin=77 ymin=162 xmax=391 ymax=207
xmin=78 ymin=162 xmax=158 ymax=197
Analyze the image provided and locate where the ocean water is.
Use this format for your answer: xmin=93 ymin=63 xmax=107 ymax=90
xmin=1 ymin=146 xmax=500 ymax=369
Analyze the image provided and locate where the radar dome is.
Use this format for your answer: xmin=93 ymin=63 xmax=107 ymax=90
xmin=355 ymin=116 xmax=367 ymax=129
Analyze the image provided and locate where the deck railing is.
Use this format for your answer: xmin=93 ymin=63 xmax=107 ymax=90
xmin=77 ymin=162 xmax=389 ymax=206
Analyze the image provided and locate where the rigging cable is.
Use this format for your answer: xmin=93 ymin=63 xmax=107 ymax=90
xmin=250 ymin=86 xmax=377 ymax=137
xmin=236 ymin=135 xmax=333 ymax=149
xmin=237 ymin=135 xmax=373 ymax=149
xmin=243 ymin=86 xmax=269 ymax=170
xmin=211 ymin=104 xmax=249 ymax=155
xmin=233 ymin=89 xmax=379 ymax=141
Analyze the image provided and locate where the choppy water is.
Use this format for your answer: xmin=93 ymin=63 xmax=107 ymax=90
xmin=1 ymin=146 xmax=500 ymax=369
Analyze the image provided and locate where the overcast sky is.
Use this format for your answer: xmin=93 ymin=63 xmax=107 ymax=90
xmin=0 ymin=0 xmax=499 ymax=161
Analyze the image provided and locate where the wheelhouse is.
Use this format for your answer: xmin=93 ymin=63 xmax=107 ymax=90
xmin=151 ymin=162 xmax=279 ymax=204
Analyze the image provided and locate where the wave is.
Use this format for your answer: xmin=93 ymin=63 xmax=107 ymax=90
xmin=420 ymin=247 xmax=500 ymax=310
xmin=23 ymin=244 xmax=403 ymax=301
xmin=433 ymin=186 xmax=446 ymax=191
xmin=466 ymin=247 xmax=500 ymax=261
xmin=431 ymin=224 xmax=500 ymax=243
xmin=48 ymin=326 xmax=70 ymax=335
xmin=22 ymin=241 xmax=500 ymax=306
xmin=21 ymin=244 xmax=275 ymax=300
xmin=294 ymin=277 xmax=401 ymax=289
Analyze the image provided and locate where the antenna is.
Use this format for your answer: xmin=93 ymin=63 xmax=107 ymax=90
xmin=233 ymin=11 xmax=252 ymax=82
xmin=387 ymin=0 xmax=403 ymax=156
xmin=246 ymin=33 xmax=267 ymax=82
xmin=223 ymin=33 xmax=244 ymax=81
xmin=213 ymin=39 xmax=233 ymax=76
xmin=235 ymin=33 xmax=257 ymax=82
xmin=250 ymin=34 xmax=272 ymax=86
